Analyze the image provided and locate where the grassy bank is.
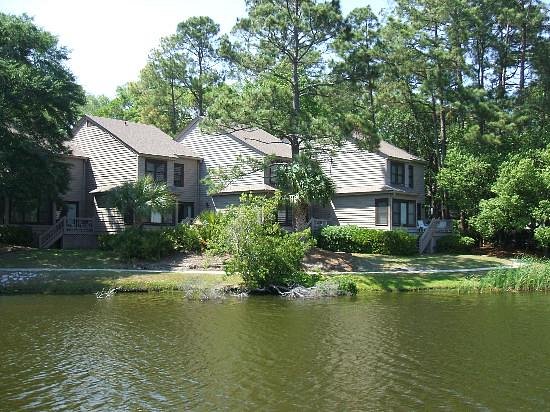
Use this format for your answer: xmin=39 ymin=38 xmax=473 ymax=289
xmin=0 ymin=268 xmax=519 ymax=295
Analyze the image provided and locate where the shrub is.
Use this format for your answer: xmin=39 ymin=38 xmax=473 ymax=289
xmin=97 ymin=234 xmax=116 ymax=251
xmin=0 ymin=226 xmax=33 ymax=246
xmin=335 ymin=277 xmax=358 ymax=295
xmin=212 ymin=193 xmax=315 ymax=289
xmin=164 ymin=224 xmax=201 ymax=252
xmin=193 ymin=210 xmax=225 ymax=249
xmin=317 ymin=225 xmax=417 ymax=256
xmin=436 ymin=234 xmax=475 ymax=253
xmin=108 ymin=228 xmax=173 ymax=261
xmin=534 ymin=227 xmax=550 ymax=250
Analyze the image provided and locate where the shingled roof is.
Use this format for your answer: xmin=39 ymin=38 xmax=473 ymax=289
xmin=230 ymin=128 xmax=292 ymax=159
xmin=85 ymin=115 xmax=200 ymax=159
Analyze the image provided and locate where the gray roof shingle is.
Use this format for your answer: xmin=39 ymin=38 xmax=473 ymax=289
xmin=230 ymin=128 xmax=292 ymax=159
xmin=86 ymin=115 xmax=200 ymax=159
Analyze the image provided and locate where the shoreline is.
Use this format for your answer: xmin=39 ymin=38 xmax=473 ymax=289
xmin=0 ymin=266 xmax=520 ymax=296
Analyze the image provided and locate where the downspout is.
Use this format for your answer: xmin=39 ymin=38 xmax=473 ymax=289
xmin=389 ymin=192 xmax=394 ymax=231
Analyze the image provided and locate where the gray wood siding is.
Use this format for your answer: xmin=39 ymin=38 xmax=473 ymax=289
xmin=212 ymin=194 xmax=241 ymax=211
xmin=178 ymin=125 xmax=265 ymax=213
xmin=72 ymin=123 xmax=138 ymax=189
xmin=62 ymin=158 xmax=87 ymax=215
xmin=320 ymin=141 xmax=387 ymax=191
xmin=331 ymin=194 xmax=391 ymax=229
xmin=137 ymin=156 xmax=199 ymax=211
xmin=71 ymin=123 xmax=137 ymax=231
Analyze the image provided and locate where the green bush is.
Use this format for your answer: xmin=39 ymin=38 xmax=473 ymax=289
xmin=97 ymin=233 xmax=116 ymax=251
xmin=108 ymin=228 xmax=173 ymax=261
xmin=0 ymin=226 xmax=33 ymax=246
xmin=194 ymin=210 xmax=224 ymax=249
xmin=211 ymin=193 xmax=315 ymax=289
xmin=436 ymin=234 xmax=475 ymax=253
xmin=164 ymin=224 xmax=201 ymax=252
xmin=534 ymin=227 xmax=550 ymax=250
xmin=376 ymin=230 xmax=418 ymax=256
xmin=317 ymin=225 xmax=417 ymax=256
xmin=335 ymin=277 xmax=358 ymax=295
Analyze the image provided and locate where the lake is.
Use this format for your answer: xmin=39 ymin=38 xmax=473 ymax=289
xmin=1 ymin=292 xmax=549 ymax=410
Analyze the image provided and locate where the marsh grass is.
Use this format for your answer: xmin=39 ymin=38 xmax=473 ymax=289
xmin=478 ymin=259 xmax=550 ymax=292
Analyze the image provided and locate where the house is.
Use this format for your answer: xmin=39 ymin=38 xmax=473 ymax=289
xmin=176 ymin=119 xmax=426 ymax=232
xmin=4 ymin=114 xmax=433 ymax=250
xmin=3 ymin=115 xmax=202 ymax=248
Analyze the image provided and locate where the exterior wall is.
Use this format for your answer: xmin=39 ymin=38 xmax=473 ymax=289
xmin=72 ymin=122 xmax=138 ymax=189
xmin=212 ymin=194 xmax=241 ymax=211
xmin=330 ymin=194 xmax=390 ymax=229
xmin=137 ymin=156 xmax=200 ymax=219
xmin=178 ymin=125 xmax=266 ymax=213
xmin=320 ymin=141 xmax=387 ymax=192
xmin=61 ymin=157 xmax=88 ymax=217
xmin=72 ymin=122 xmax=138 ymax=231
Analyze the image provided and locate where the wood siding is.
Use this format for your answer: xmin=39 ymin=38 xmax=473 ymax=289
xmin=72 ymin=123 xmax=138 ymax=189
xmin=137 ymin=156 xmax=199 ymax=213
xmin=72 ymin=123 xmax=138 ymax=231
xmin=320 ymin=141 xmax=387 ymax=192
xmin=178 ymin=124 xmax=266 ymax=213
xmin=62 ymin=157 xmax=87 ymax=215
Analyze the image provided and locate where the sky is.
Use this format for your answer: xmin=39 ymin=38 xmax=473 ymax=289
xmin=1 ymin=0 xmax=390 ymax=97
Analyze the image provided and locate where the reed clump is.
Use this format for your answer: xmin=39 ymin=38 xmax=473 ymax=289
xmin=479 ymin=259 xmax=550 ymax=292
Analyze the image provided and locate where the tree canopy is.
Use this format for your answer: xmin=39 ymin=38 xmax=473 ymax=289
xmin=0 ymin=13 xmax=85 ymax=202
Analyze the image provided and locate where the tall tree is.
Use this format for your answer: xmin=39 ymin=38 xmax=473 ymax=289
xmin=175 ymin=16 xmax=222 ymax=116
xmin=0 ymin=13 xmax=85 ymax=202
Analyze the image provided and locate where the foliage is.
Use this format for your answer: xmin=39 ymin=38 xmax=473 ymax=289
xmin=480 ymin=260 xmax=550 ymax=292
xmin=437 ymin=149 xmax=493 ymax=218
xmin=164 ymin=224 xmax=201 ymax=253
xmin=209 ymin=193 xmax=315 ymax=289
xmin=435 ymin=234 xmax=476 ymax=254
xmin=534 ymin=227 xmax=550 ymax=250
xmin=0 ymin=13 xmax=85 ymax=202
xmin=317 ymin=225 xmax=418 ymax=256
xmin=105 ymin=227 xmax=174 ymax=261
xmin=471 ymin=150 xmax=550 ymax=239
xmin=0 ymin=225 xmax=33 ymax=247
xmin=108 ymin=176 xmax=176 ymax=227
xmin=193 ymin=210 xmax=224 ymax=248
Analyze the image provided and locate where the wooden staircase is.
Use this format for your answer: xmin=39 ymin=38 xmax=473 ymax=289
xmin=418 ymin=219 xmax=453 ymax=254
xmin=38 ymin=217 xmax=66 ymax=249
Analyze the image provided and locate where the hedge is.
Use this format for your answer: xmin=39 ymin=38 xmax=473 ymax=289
xmin=0 ymin=226 xmax=33 ymax=247
xmin=317 ymin=225 xmax=418 ymax=256
xmin=435 ymin=234 xmax=475 ymax=253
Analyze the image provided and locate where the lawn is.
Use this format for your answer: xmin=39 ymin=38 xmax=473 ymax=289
xmin=0 ymin=248 xmax=514 ymax=272
xmin=349 ymin=253 xmax=511 ymax=272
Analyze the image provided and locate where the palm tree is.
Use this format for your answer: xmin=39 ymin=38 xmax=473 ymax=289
xmin=276 ymin=153 xmax=335 ymax=229
xmin=108 ymin=176 xmax=176 ymax=228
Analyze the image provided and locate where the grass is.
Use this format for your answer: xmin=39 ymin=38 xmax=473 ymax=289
xmin=477 ymin=259 xmax=550 ymax=292
xmin=0 ymin=270 xmax=241 ymax=295
xmin=0 ymin=249 xmax=127 ymax=269
xmin=0 ymin=249 xmax=513 ymax=271
xmin=349 ymin=253 xmax=511 ymax=272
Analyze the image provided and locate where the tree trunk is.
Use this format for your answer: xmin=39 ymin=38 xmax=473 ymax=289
xmin=294 ymin=202 xmax=308 ymax=231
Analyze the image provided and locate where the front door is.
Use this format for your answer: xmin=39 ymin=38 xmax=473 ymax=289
xmin=64 ymin=202 xmax=78 ymax=227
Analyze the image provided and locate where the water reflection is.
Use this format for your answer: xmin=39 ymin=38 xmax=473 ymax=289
xmin=1 ymin=293 xmax=549 ymax=410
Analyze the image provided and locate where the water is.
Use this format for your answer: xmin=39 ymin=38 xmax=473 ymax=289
xmin=1 ymin=293 xmax=549 ymax=411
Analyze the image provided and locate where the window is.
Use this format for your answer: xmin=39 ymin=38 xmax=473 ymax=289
xmin=174 ymin=163 xmax=184 ymax=187
xmin=277 ymin=204 xmax=293 ymax=226
xmin=375 ymin=198 xmax=388 ymax=226
xmin=145 ymin=159 xmax=167 ymax=182
xmin=178 ymin=202 xmax=195 ymax=222
xmin=392 ymin=199 xmax=416 ymax=227
xmin=267 ymin=163 xmax=285 ymax=186
xmin=9 ymin=199 xmax=52 ymax=225
xmin=148 ymin=209 xmax=174 ymax=225
xmin=390 ymin=161 xmax=405 ymax=185
xmin=408 ymin=165 xmax=414 ymax=188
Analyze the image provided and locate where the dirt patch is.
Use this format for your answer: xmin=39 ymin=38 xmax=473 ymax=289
xmin=303 ymin=248 xmax=355 ymax=272
xmin=139 ymin=252 xmax=227 ymax=271
xmin=0 ymin=245 xmax=32 ymax=255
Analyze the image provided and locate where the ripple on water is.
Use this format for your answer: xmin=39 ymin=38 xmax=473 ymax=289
xmin=0 ymin=293 xmax=550 ymax=410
